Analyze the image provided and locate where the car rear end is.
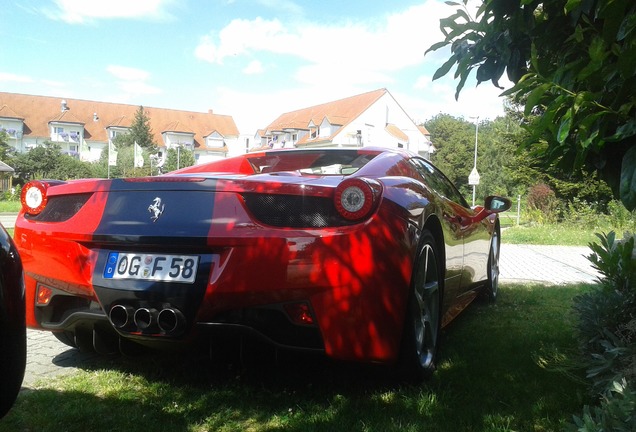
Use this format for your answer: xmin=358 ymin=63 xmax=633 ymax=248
xmin=15 ymin=150 xmax=416 ymax=363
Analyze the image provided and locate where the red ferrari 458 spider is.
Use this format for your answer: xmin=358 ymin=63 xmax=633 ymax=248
xmin=15 ymin=147 xmax=510 ymax=378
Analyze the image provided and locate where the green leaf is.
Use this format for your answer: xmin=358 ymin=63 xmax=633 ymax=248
xmin=432 ymin=55 xmax=457 ymax=81
xmin=617 ymin=13 xmax=636 ymax=41
xmin=573 ymin=24 xmax=584 ymax=43
xmin=530 ymin=42 xmax=539 ymax=71
xmin=619 ymin=145 xmax=636 ymax=211
xmin=564 ymin=0 xmax=582 ymax=14
xmin=606 ymin=119 xmax=636 ymax=142
xmin=557 ymin=110 xmax=573 ymax=144
xmin=425 ymin=41 xmax=450 ymax=55
xmin=454 ymin=68 xmax=470 ymax=100
xmin=524 ymin=83 xmax=551 ymax=116
xmin=588 ymin=36 xmax=606 ymax=62
xmin=617 ymin=37 xmax=636 ymax=78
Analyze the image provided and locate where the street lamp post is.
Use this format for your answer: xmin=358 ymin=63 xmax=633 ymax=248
xmin=468 ymin=116 xmax=480 ymax=207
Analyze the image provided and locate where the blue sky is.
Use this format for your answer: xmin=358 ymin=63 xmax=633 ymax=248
xmin=0 ymin=0 xmax=507 ymax=134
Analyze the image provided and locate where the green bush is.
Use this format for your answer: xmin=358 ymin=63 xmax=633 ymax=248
xmin=564 ymin=198 xmax=601 ymax=229
xmin=2 ymin=185 xmax=20 ymax=202
xmin=571 ymin=231 xmax=636 ymax=428
xmin=571 ymin=379 xmax=636 ymax=432
xmin=587 ymin=232 xmax=635 ymax=293
xmin=527 ymin=183 xmax=559 ymax=223
xmin=606 ymin=200 xmax=636 ymax=232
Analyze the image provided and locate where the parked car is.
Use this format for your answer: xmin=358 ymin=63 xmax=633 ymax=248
xmin=0 ymin=223 xmax=25 ymax=418
xmin=14 ymin=147 xmax=510 ymax=379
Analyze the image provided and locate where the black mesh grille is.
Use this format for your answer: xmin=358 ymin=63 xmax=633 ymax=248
xmin=243 ymin=194 xmax=356 ymax=228
xmin=25 ymin=193 xmax=92 ymax=222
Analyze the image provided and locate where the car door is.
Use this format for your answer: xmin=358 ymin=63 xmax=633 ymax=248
xmin=410 ymin=158 xmax=468 ymax=306
xmin=411 ymin=158 xmax=491 ymax=293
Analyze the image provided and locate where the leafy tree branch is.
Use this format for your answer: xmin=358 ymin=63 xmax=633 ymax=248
xmin=427 ymin=0 xmax=636 ymax=210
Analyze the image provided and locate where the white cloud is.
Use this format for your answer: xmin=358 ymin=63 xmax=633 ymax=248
xmin=0 ymin=72 xmax=34 ymax=83
xmin=107 ymin=65 xmax=150 ymax=81
xmin=407 ymin=74 xmax=508 ymax=122
xmin=106 ymin=65 xmax=161 ymax=100
xmin=40 ymin=79 xmax=67 ymax=88
xmin=195 ymin=17 xmax=290 ymax=64
xmin=44 ymin=0 xmax=176 ymax=24
xmin=194 ymin=1 xmax=451 ymax=90
xmin=194 ymin=0 xmax=509 ymax=133
xmin=243 ymin=60 xmax=264 ymax=75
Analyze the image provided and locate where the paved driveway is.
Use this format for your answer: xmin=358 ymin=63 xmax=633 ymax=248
xmin=499 ymin=243 xmax=599 ymax=285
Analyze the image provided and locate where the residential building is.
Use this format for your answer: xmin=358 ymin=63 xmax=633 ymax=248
xmin=0 ymin=92 xmax=240 ymax=166
xmin=257 ymin=88 xmax=434 ymax=158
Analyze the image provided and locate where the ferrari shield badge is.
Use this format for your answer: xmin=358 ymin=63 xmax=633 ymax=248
xmin=147 ymin=197 xmax=165 ymax=222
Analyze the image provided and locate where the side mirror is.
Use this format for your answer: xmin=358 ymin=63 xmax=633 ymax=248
xmin=485 ymin=196 xmax=512 ymax=213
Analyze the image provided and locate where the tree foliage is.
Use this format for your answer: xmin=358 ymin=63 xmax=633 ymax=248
xmin=427 ymin=0 xmax=636 ymax=210
xmin=11 ymin=141 xmax=92 ymax=182
xmin=161 ymin=147 xmax=195 ymax=173
xmin=116 ymin=106 xmax=156 ymax=150
xmin=96 ymin=144 xmax=152 ymax=178
xmin=425 ymin=113 xmax=525 ymax=203
xmin=0 ymin=131 xmax=15 ymax=162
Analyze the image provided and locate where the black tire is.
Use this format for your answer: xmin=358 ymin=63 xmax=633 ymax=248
xmin=0 ymin=280 xmax=26 ymax=418
xmin=398 ymin=230 xmax=442 ymax=381
xmin=484 ymin=227 xmax=501 ymax=302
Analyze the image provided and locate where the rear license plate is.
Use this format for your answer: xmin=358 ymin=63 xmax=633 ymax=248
xmin=103 ymin=252 xmax=199 ymax=283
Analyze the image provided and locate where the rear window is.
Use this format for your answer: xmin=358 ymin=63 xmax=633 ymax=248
xmin=247 ymin=150 xmax=376 ymax=175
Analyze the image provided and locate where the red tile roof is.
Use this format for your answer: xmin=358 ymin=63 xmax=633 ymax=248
xmin=264 ymin=88 xmax=388 ymax=144
xmin=0 ymin=104 xmax=23 ymax=120
xmin=0 ymin=92 xmax=239 ymax=149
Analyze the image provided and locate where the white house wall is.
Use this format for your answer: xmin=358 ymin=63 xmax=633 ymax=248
xmin=0 ymin=118 xmax=25 ymax=152
xmin=331 ymin=93 xmax=431 ymax=153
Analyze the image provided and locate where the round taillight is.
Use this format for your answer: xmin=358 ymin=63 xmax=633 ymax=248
xmin=21 ymin=181 xmax=49 ymax=215
xmin=334 ymin=178 xmax=379 ymax=221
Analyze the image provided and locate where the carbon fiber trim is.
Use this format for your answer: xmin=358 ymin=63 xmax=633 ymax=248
xmin=243 ymin=194 xmax=357 ymax=228
xmin=24 ymin=193 xmax=92 ymax=222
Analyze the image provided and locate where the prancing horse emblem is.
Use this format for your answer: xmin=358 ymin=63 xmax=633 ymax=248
xmin=147 ymin=197 xmax=165 ymax=222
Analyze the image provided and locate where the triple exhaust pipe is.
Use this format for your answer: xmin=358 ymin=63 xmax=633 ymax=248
xmin=109 ymin=304 xmax=186 ymax=336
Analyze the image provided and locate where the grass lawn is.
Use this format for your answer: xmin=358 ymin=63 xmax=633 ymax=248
xmin=0 ymin=201 xmax=20 ymax=212
xmin=502 ymin=224 xmax=605 ymax=246
xmin=1 ymin=283 xmax=592 ymax=432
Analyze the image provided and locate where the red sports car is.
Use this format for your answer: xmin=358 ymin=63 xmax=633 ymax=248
xmin=15 ymin=147 xmax=510 ymax=378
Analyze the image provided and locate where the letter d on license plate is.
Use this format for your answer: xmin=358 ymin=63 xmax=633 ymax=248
xmin=103 ymin=252 xmax=199 ymax=283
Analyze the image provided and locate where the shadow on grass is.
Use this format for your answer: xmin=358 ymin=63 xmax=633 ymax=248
xmin=2 ymin=283 xmax=593 ymax=432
